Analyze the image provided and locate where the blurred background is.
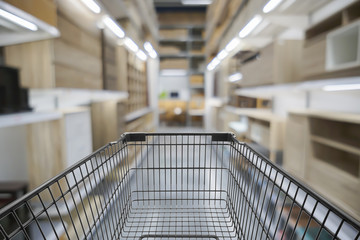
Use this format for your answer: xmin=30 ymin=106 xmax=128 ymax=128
xmin=0 ymin=0 xmax=360 ymax=235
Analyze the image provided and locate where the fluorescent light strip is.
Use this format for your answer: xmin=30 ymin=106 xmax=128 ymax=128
xmin=181 ymin=0 xmax=213 ymax=5
xmin=263 ymin=0 xmax=283 ymax=13
xmin=103 ymin=16 xmax=125 ymax=38
xmin=124 ymin=37 xmax=139 ymax=52
xmin=207 ymin=57 xmax=220 ymax=71
xmin=144 ymin=42 xmax=158 ymax=59
xmin=217 ymin=49 xmax=228 ymax=60
xmin=239 ymin=15 xmax=262 ymax=38
xmin=229 ymin=73 xmax=243 ymax=82
xmin=323 ymin=84 xmax=360 ymax=91
xmin=225 ymin=38 xmax=240 ymax=52
xmin=81 ymin=0 xmax=101 ymax=14
xmin=279 ymin=0 xmax=296 ymax=12
xmin=144 ymin=42 xmax=154 ymax=53
xmin=0 ymin=9 xmax=38 ymax=31
xmin=136 ymin=50 xmax=147 ymax=61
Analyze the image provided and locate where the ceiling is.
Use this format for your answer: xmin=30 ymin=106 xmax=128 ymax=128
xmin=154 ymin=0 xmax=209 ymax=11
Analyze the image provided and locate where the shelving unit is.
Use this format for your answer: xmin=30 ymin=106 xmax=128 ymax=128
xmin=159 ymin=23 xmax=206 ymax=127
xmin=284 ymin=110 xmax=360 ymax=222
xmin=225 ymin=107 xmax=285 ymax=163
xmin=126 ymin=51 xmax=148 ymax=114
xmin=239 ymin=40 xmax=303 ymax=87
xmin=302 ymin=0 xmax=360 ymax=80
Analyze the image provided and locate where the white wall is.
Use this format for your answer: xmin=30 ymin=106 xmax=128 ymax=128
xmin=158 ymin=75 xmax=190 ymax=100
xmin=273 ymin=91 xmax=307 ymax=117
xmin=0 ymin=126 xmax=29 ymax=181
xmin=147 ymin=58 xmax=160 ymax=129
xmin=309 ymin=89 xmax=360 ymax=113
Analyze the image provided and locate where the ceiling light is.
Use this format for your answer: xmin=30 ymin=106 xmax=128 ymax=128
xmin=239 ymin=15 xmax=262 ymax=38
xmin=103 ymin=16 xmax=125 ymax=38
xmin=323 ymin=84 xmax=360 ymax=92
xmin=279 ymin=0 xmax=296 ymax=12
xmin=136 ymin=50 xmax=147 ymax=61
xmin=81 ymin=0 xmax=101 ymax=14
xmin=144 ymin=42 xmax=154 ymax=52
xmin=124 ymin=37 xmax=139 ymax=52
xmin=229 ymin=73 xmax=243 ymax=82
xmin=144 ymin=42 xmax=158 ymax=59
xmin=263 ymin=0 xmax=283 ymax=13
xmin=0 ymin=9 xmax=38 ymax=31
xmin=217 ymin=50 xmax=228 ymax=60
xmin=181 ymin=0 xmax=213 ymax=5
xmin=225 ymin=38 xmax=240 ymax=52
xmin=207 ymin=57 xmax=220 ymax=71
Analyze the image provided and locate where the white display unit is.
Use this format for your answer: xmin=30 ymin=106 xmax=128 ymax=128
xmin=326 ymin=20 xmax=360 ymax=71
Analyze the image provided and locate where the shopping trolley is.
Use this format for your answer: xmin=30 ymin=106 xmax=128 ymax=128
xmin=0 ymin=133 xmax=360 ymax=240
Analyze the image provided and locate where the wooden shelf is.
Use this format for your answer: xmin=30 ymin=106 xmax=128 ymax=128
xmin=125 ymin=107 xmax=153 ymax=123
xmin=188 ymin=109 xmax=205 ymax=116
xmin=284 ymin=110 xmax=360 ymax=221
xmin=311 ymin=135 xmax=360 ymax=156
xmin=224 ymin=106 xmax=284 ymax=163
xmin=240 ymin=40 xmax=303 ymax=87
xmin=160 ymin=24 xmax=205 ymax=29
xmin=0 ymin=111 xmax=62 ymax=129
xmin=302 ymin=1 xmax=360 ymax=80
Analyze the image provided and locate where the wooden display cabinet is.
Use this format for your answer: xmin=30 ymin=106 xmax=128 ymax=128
xmin=302 ymin=0 xmax=360 ymax=80
xmin=240 ymin=40 xmax=303 ymax=87
xmin=284 ymin=110 xmax=360 ymax=221
xmin=4 ymin=13 xmax=102 ymax=90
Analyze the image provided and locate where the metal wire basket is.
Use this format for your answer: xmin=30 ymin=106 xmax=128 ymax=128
xmin=0 ymin=133 xmax=360 ymax=240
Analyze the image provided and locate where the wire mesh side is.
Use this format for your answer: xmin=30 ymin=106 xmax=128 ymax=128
xmin=1 ymin=132 xmax=360 ymax=240
xmin=121 ymin=134 xmax=236 ymax=239
xmin=0 ymin=136 xmax=131 ymax=240
xmin=228 ymin=141 xmax=360 ymax=240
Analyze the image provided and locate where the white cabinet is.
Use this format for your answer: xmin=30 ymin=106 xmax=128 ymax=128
xmin=326 ymin=20 xmax=360 ymax=71
xmin=64 ymin=109 xmax=93 ymax=167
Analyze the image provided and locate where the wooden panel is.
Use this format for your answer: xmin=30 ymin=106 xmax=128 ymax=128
xmin=159 ymin=29 xmax=188 ymax=39
xmin=103 ymin=37 xmax=118 ymax=91
xmin=5 ymin=40 xmax=54 ymax=88
xmin=241 ymin=44 xmax=274 ymax=87
xmin=158 ymin=12 xmax=205 ymax=25
xmin=273 ymin=40 xmax=303 ymax=83
xmin=26 ymin=119 xmax=64 ymax=191
xmin=283 ymin=114 xmax=309 ymax=179
xmin=307 ymin=159 xmax=360 ymax=221
xmin=53 ymin=40 xmax=102 ymax=77
xmin=159 ymin=46 xmax=182 ymax=55
xmin=57 ymin=14 xmax=101 ymax=57
xmin=53 ymin=13 xmax=102 ymax=89
xmin=301 ymin=37 xmax=326 ymax=79
xmin=54 ymin=64 xmax=102 ymax=89
xmin=116 ymin=46 xmax=128 ymax=92
xmin=190 ymin=75 xmax=204 ymax=85
xmin=91 ymin=100 xmax=125 ymax=150
xmin=285 ymin=110 xmax=360 ymax=221
xmin=4 ymin=0 xmax=57 ymax=26
xmin=160 ymin=59 xmax=189 ymax=69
